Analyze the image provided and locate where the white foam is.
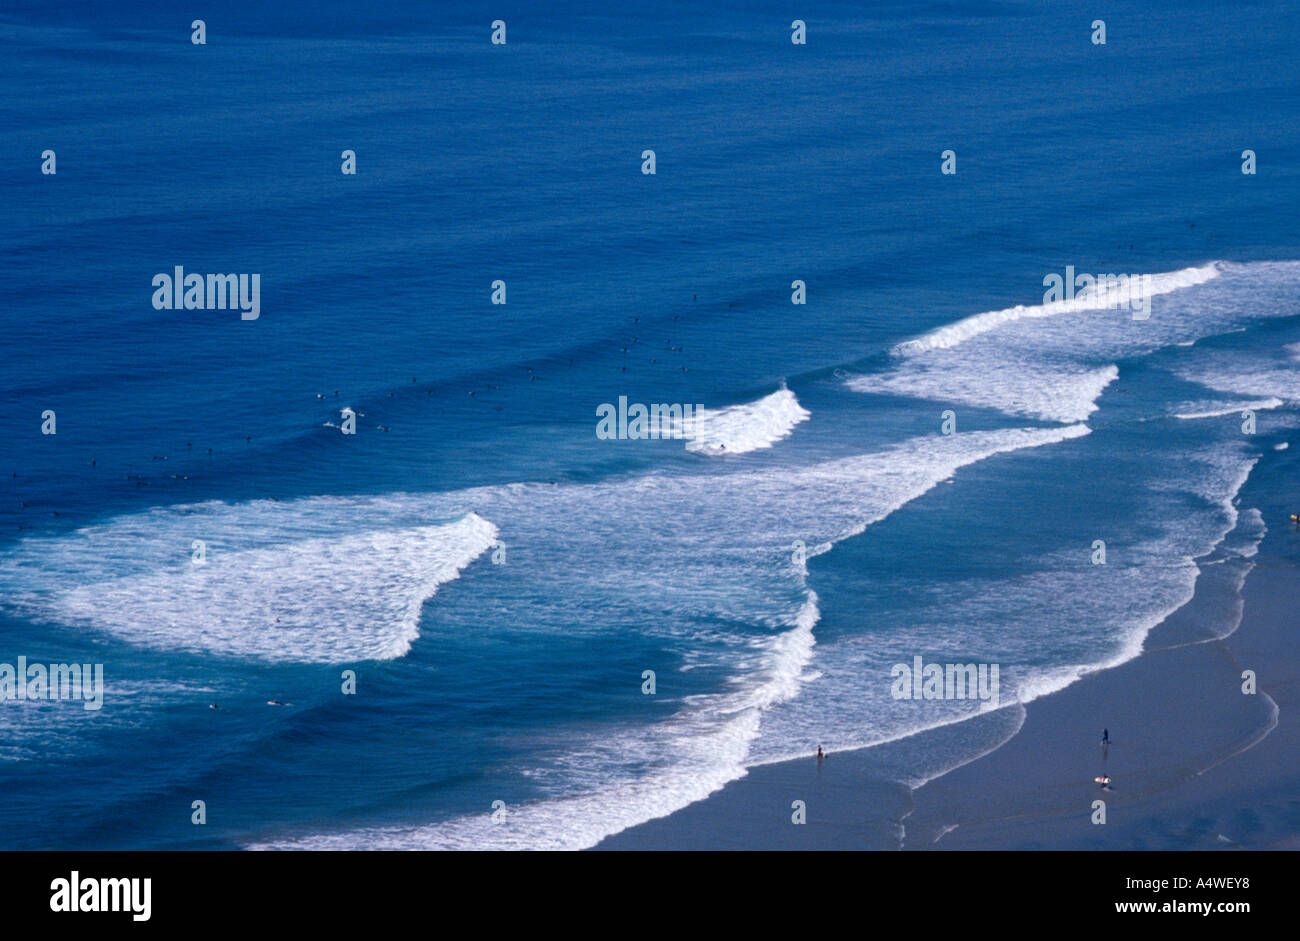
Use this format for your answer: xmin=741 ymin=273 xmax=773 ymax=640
xmin=253 ymin=593 xmax=819 ymax=851
xmin=1174 ymin=398 xmax=1284 ymax=420
xmin=1175 ymin=355 xmax=1300 ymax=405
xmin=746 ymin=429 xmax=1263 ymax=778
xmin=893 ymin=263 xmax=1220 ymax=356
xmin=242 ymin=424 xmax=1089 ymax=849
xmin=1232 ymin=507 xmax=1266 ymax=561
xmin=686 ymin=386 xmax=810 ymax=455
xmin=1 ymin=512 xmax=497 ymax=663
xmin=848 ymin=261 xmax=1300 ymax=425
xmin=849 ymin=359 xmax=1117 ymax=424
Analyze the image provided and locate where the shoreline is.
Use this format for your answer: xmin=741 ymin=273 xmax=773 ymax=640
xmin=594 ymin=471 xmax=1299 ymax=850
xmin=901 ymin=555 xmax=1297 ymax=850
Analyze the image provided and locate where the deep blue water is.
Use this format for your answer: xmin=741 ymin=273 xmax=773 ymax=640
xmin=1 ymin=0 xmax=1297 ymax=848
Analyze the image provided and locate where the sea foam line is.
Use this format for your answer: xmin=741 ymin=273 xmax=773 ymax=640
xmin=2 ymin=512 xmax=498 ymax=664
xmin=893 ymin=263 xmax=1220 ymax=356
xmin=250 ymin=593 xmax=822 ymax=851
xmin=686 ymin=386 xmax=810 ymax=456
xmin=246 ymin=424 xmax=1092 ymax=850
xmin=1174 ymin=398 xmax=1284 ymax=420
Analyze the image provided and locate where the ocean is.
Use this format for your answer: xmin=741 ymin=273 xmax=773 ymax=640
xmin=0 ymin=0 xmax=1297 ymax=849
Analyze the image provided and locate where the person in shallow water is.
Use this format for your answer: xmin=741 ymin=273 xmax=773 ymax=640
xmin=1102 ymin=727 xmax=1109 ymax=745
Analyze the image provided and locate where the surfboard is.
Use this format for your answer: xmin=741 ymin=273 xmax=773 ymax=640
xmin=1094 ymin=776 xmax=1111 ymax=785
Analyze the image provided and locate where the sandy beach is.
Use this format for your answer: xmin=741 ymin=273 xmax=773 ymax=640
xmin=597 ymin=459 xmax=1300 ymax=851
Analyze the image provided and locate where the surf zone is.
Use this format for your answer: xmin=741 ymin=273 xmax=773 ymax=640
xmin=1042 ymin=265 xmax=1151 ymax=319
xmin=891 ymin=656 xmax=1000 ymax=710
